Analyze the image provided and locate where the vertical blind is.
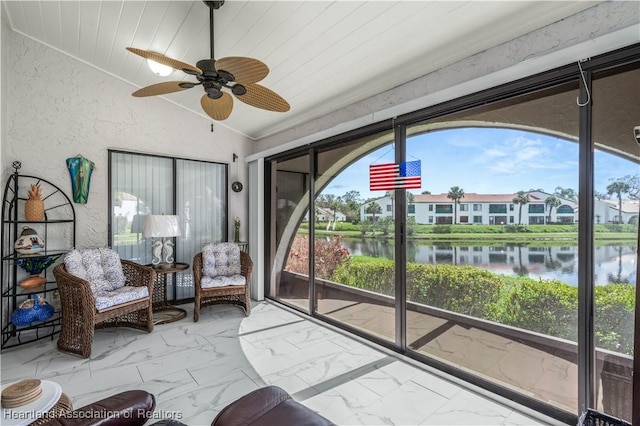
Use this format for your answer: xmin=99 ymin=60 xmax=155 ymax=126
xmin=110 ymin=152 xmax=226 ymax=300
xmin=175 ymin=159 xmax=227 ymax=299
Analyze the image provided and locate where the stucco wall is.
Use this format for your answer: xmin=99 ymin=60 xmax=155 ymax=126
xmin=1 ymin=8 xmax=7 ymax=181
xmin=1 ymin=27 xmax=252 ymax=249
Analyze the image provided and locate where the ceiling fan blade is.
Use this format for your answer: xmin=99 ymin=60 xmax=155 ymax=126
xmin=235 ymin=83 xmax=290 ymax=112
xmin=201 ymin=93 xmax=233 ymax=121
xmin=132 ymin=81 xmax=192 ymax=97
xmin=126 ymin=47 xmax=202 ymax=75
xmin=215 ymin=57 xmax=269 ymax=84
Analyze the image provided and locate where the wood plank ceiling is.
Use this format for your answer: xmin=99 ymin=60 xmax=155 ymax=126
xmin=2 ymin=1 xmax=599 ymax=140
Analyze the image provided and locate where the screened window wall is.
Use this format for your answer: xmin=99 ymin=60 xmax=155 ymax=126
xmin=266 ymin=49 xmax=639 ymax=422
xmin=591 ymin=65 xmax=639 ymax=421
xmin=314 ymin=131 xmax=396 ymax=343
xmin=269 ymin=152 xmax=310 ymax=311
xmin=110 ymin=151 xmax=227 ymax=301
xmin=405 ymin=82 xmax=581 ymax=417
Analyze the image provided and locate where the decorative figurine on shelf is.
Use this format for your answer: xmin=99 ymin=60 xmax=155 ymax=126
xmin=14 ymin=254 xmax=63 ymax=289
xmin=66 ymin=155 xmax=95 ymax=204
xmin=11 ymin=294 xmax=55 ymax=327
xmin=234 ymin=217 xmax=241 ymax=243
xmin=14 ymin=227 xmax=45 ymax=254
xmin=25 ymin=184 xmax=45 ymax=221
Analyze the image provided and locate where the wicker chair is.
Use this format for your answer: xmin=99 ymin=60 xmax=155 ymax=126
xmin=193 ymin=246 xmax=253 ymax=322
xmin=53 ymin=257 xmax=155 ymax=358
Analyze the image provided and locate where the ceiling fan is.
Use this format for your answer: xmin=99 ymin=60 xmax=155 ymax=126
xmin=126 ymin=0 xmax=289 ymax=121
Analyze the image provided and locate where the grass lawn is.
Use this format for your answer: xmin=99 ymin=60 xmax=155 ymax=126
xmin=309 ymin=229 xmax=636 ymax=243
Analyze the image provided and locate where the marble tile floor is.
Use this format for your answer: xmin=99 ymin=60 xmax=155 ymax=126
xmin=1 ymin=301 xmax=563 ymax=425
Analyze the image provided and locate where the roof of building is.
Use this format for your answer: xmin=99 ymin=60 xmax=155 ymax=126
xmin=317 ymin=207 xmax=345 ymax=216
xmin=600 ymin=199 xmax=640 ymax=214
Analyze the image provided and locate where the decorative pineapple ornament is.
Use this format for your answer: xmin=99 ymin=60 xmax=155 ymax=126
xmin=25 ymin=184 xmax=45 ymax=221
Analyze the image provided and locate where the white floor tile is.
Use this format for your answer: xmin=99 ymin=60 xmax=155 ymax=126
xmin=0 ymin=301 xmax=554 ymax=426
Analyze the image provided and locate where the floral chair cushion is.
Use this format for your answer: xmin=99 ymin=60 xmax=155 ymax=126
xmin=94 ymin=286 xmax=149 ymax=311
xmin=201 ymin=274 xmax=246 ymax=288
xmin=64 ymin=248 xmax=126 ymax=294
xmin=202 ymin=243 xmax=241 ymax=279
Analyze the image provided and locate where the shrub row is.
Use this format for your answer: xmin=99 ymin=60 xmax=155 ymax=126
xmin=300 ymin=222 xmax=637 ymax=235
xmin=332 ymin=257 xmax=635 ymax=354
xmin=425 ymin=224 xmax=579 ymax=234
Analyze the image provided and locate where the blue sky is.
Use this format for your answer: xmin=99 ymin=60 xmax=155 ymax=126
xmin=325 ymin=127 xmax=639 ymax=200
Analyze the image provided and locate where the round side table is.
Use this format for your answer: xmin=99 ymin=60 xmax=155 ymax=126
xmin=147 ymin=262 xmax=189 ymax=325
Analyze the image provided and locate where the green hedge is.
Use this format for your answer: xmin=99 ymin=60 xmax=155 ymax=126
xmin=594 ymin=283 xmax=635 ymax=354
xmin=407 ymin=264 xmax=503 ymax=318
xmin=301 ymin=222 xmax=637 ymax=235
xmin=332 ymin=257 xmax=635 ymax=354
xmin=416 ymin=224 xmax=581 ymax=234
xmin=485 ymin=278 xmax=578 ymax=340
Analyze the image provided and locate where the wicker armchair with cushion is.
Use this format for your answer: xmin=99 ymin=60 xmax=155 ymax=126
xmin=193 ymin=242 xmax=252 ymax=322
xmin=53 ymin=248 xmax=155 ymax=358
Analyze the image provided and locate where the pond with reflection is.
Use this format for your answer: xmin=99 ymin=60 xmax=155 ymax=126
xmin=340 ymin=238 xmax=637 ymax=286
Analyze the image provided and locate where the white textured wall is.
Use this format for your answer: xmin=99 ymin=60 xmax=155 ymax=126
xmin=1 ymin=28 xmax=252 ymax=249
xmin=1 ymin=8 xmax=7 ymax=179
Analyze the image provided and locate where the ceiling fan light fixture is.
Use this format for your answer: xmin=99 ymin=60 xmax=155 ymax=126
xmin=147 ymin=59 xmax=173 ymax=77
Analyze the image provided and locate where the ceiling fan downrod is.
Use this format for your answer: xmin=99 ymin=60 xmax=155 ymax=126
xmin=204 ymin=0 xmax=224 ymax=60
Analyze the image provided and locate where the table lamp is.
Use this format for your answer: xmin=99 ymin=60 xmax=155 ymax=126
xmin=143 ymin=214 xmax=181 ymax=268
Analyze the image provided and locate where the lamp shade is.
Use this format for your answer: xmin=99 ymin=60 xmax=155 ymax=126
xmin=143 ymin=215 xmax=181 ymax=238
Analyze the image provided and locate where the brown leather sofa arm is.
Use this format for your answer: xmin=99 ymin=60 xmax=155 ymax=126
xmin=211 ymin=386 xmax=334 ymax=426
xmin=37 ymin=390 xmax=156 ymax=426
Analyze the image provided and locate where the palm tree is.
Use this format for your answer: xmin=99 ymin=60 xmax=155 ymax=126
xmin=447 ymin=186 xmax=465 ymax=225
xmin=554 ymin=186 xmax=577 ymax=201
xmin=512 ymin=191 xmax=530 ymax=225
xmin=366 ymin=201 xmax=382 ymax=223
xmin=606 ymin=181 xmax=630 ymax=223
xmin=544 ymin=195 xmax=562 ymax=224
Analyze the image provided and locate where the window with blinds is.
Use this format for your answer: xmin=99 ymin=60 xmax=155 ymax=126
xmin=109 ymin=151 xmax=227 ymax=301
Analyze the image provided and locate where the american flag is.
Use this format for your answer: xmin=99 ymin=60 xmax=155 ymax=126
xmin=369 ymin=160 xmax=422 ymax=191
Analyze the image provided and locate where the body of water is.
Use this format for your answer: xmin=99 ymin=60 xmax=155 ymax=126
xmin=340 ymin=238 xmax=637 ymax=286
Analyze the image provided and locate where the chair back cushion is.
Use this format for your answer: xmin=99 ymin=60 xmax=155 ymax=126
xmin=64 ymin=248 xmax=126 ymax=294
xmin=202 ymin=243 xmax=241 ymax=278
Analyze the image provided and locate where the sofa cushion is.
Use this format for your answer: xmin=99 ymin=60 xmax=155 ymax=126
xmin=202 ymin=243 xmax=241 ymax=278
xmin=38 ymin=390 xmax=156 ymax=426
xmin=212 ymin=386 xmax=334 ymax=426
xmin=94 ymin=286 xmax=150 ymax=311
xmin=64 ymin=248 xmax=126 ymax=293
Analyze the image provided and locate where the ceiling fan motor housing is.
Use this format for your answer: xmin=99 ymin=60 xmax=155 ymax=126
xmin=203 ymin=1 xmax=225 ymax=10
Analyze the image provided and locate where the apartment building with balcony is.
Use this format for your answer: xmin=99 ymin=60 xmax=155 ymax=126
xmin=362 ymin=191 xmax=579 ymax=225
